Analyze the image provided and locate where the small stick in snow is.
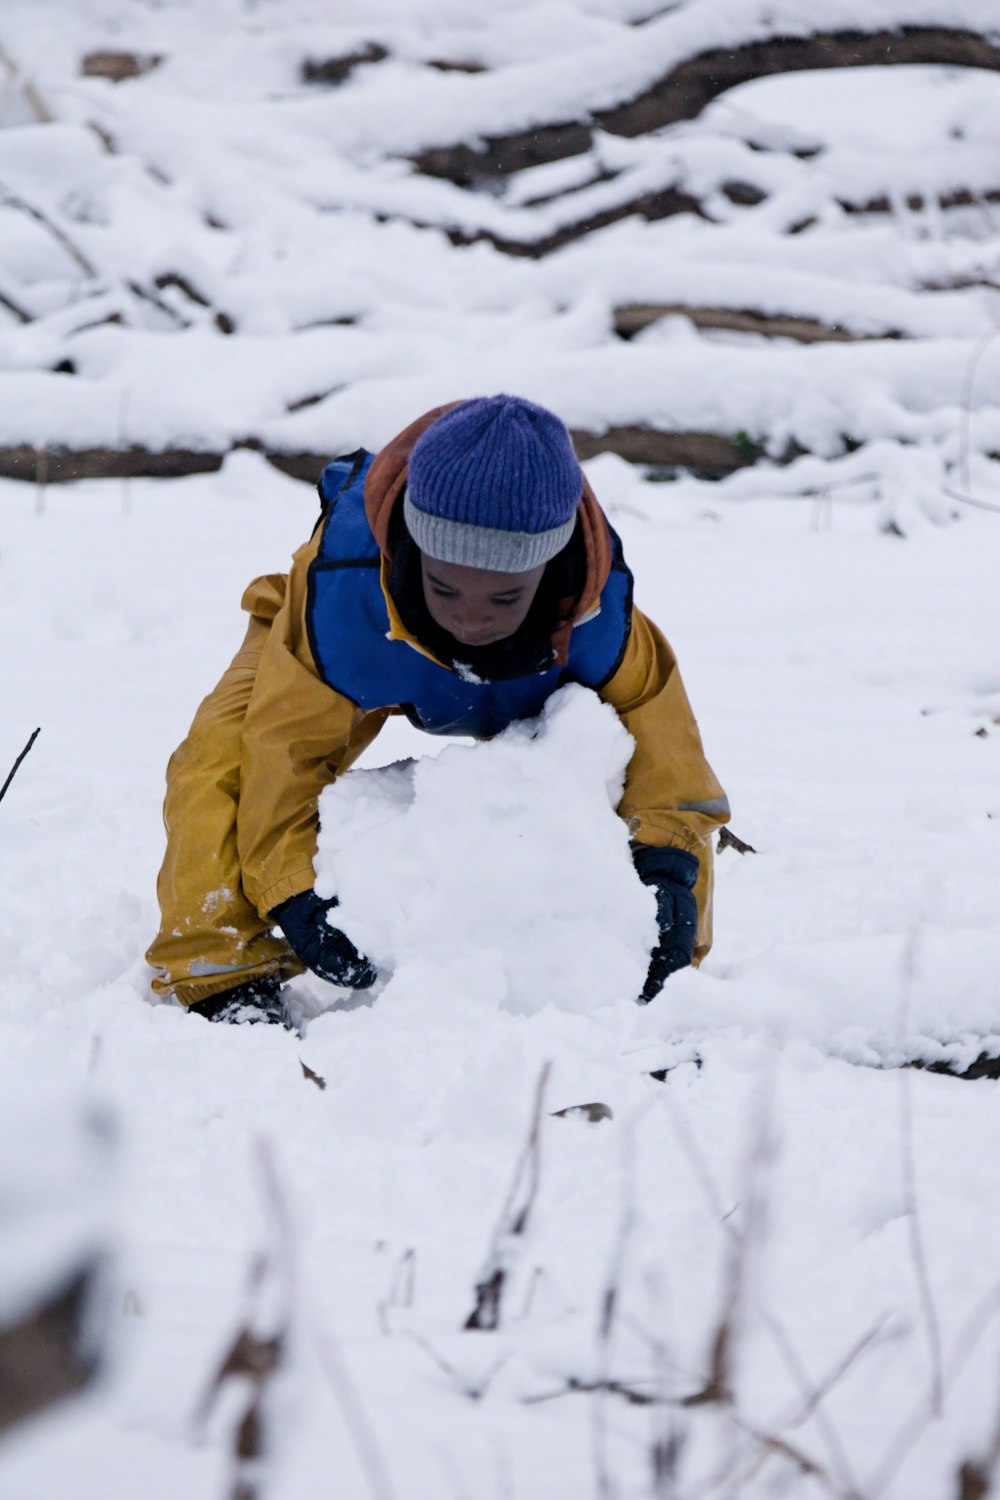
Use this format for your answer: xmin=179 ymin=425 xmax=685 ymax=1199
xmin=0 ymin=728 xmax=41 ymax=808
xmin=464 ymin=1060 xmax=551 ymax=1331
xmin=194 ymin=1140 xmax=294 ymax=1500
xmin=0 ymin=180 xmax=98 ymax=279
xmin=895 ymin=930 xmax=944 ymax=1420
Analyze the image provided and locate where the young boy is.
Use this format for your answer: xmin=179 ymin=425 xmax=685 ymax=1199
xmin=147 ymin=395 xmax=729 ymax=1024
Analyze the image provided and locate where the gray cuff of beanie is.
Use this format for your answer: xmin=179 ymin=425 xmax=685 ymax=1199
xmin=404 ymin=495 xmax=577 ymax=574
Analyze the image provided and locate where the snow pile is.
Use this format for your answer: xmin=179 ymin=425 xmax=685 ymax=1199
xmin=315 ymin=686 xmax=655 ymax=1015
xmin=1 ymin=461 xmax=999 ymax=1496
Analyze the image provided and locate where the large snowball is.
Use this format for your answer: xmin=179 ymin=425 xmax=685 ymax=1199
xmin=315 ymin=685 xmax=656 ymax=1015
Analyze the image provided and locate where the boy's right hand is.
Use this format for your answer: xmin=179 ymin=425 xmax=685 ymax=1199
xmin=271 ymin=889 xmax=378 ymax=989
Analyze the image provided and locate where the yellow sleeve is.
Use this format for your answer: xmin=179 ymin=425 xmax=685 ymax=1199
xmin=599 ymin=606 xmax=729 ymax=960
xmin=237 ymin=530 xmax=389 ymax=917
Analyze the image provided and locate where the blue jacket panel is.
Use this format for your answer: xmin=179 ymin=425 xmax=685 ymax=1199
xmin=306 ymin=452 xmax=632 ymax=739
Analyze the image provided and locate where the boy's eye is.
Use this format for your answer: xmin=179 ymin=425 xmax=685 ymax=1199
xmin=430 ymin=586 xmax=458 ymax=600
xmin=490 ymin=596 xmax=521 ymax=607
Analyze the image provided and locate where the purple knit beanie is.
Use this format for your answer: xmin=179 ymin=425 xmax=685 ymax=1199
xmin=404 ymin=394 xmax=583 ymax=573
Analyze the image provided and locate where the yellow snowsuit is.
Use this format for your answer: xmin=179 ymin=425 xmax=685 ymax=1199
xmin=147 ymin=411 xmax=729 ymax=1007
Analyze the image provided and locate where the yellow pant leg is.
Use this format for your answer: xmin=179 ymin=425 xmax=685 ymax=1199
xmin=146 ymin=616 xmax=303 ymax=1007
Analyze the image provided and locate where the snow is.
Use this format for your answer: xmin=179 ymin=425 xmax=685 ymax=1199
xmin=2 ymin=451 xmax=1000 ymax=1496
xmin=313 ymin=687 xmax=656 ymax=1017
xmin=3 ymin=1 xmax=1000 ymax=1494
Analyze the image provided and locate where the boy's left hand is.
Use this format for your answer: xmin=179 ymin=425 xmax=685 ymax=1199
xmin=271 ymin=889 xmax=378 ymax=989
xmin=632 ymin=845 xmax=699 ymax=1003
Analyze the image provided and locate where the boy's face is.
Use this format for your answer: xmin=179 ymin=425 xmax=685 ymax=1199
xmin=420 ymin=554 xmax=546 ymax=647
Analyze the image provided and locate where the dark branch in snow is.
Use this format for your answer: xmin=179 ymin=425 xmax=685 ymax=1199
xmin=0 ymin=727 xmax=41 ymax=809
xmin=0 ymin=180 xmax=98 ymax=279
xmin=0 ymin=278 xmax=32 ymax=324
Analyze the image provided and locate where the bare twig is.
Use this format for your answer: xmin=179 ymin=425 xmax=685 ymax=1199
xmin=0 ymin=278 xmax=31 ymax=323
xmin=896 ymin=930 xmax=944 ymax=1418
xmin=314 ymin=1329 xmax=398 ymax=1500
xmin=943 ymin=486 xmax=1000 ymax=517
xmin=779 ymin=1315 xmax=898 ymax=1432
xmin=194 ymin=1140 xmax=295 ymax=1500
xmin=0 ymin=44 xmax=53 ymax=123
xmin=867 ymin=1282 xmax=1000 ymax=1496
xmin=0 ymin=728 xmax=41 ymax=807
xmin=960 ymin=329 xmax=1000 ymax=497
xmin=404 ymin=1330 xmax=508 ymax=1401
xmin=0 ymin=179 xmax=98 ymax=278
xmin=377 ymin=1247 xmax=416 ymax=1332
xmin=757 ymin=1308 xmax=865 ymax=1498
xmin=465 ymin=1061 xmax=551 ymax=1331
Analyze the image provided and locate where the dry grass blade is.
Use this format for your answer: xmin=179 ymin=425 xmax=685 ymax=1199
xmin=465 ymin=1061 xmax=551 ymax=1331
xmin=0 ymin=180 xmax=98 ymax=278
xmin=194 ymin=1140 xmax=295 ymax=1500
xmin=314 ymin=1328 xmax=398 ymax=1500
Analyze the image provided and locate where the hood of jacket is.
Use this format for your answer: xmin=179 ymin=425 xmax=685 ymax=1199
xmin=364 ymin=404 xmax=613 ymax=667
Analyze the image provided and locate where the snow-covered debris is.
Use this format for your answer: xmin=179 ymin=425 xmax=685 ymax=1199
xmin=2 ymin=0 xmax=1000 ymax=513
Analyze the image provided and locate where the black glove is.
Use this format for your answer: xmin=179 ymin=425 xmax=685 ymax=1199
xmin=632 ymin=844 xmax=699 ymax=1003
xmin=271 ymin=889 xmax=377 ymax=989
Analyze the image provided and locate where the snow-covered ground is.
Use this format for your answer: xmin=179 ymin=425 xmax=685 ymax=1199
xmin=3 ymin=1 xmax=1000 ymax=1494
xmin=2 ymin=453 xmax=999 ymax=1499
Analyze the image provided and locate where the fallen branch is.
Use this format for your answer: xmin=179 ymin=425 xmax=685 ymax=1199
xmin=413 ymin=27 xmax=1000 ymax=184
xmin=614 ymin=303 xmax=891 ymax=344
xmin=0 ymin=727 xmax=41 ymax=808
xmin=0 ymin=277 xmax=32 ymax=324
xmin=0 ymin=43 xmax=54 ymax=123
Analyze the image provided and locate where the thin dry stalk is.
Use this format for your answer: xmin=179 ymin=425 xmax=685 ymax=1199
xmin=404 ymin=1330 xmax=508 ymax=1401
xmin=959 ymin=329 xmax=1000 ymax=497
xmin=592 ymin=1118 xmax=641 ymax=1500
xmin=194 ymin=1140 xmax=295 ymax=1500
xmin=662 ymin=1063 xmax=870 ymax=1497
xmin=757 ymin=1308 xmax=865 ymax=1499
xmin=465 ymin=1061 xmax=551 ymax=1331
xmin=867 ymin=1282 xmax=1000 ymax=1497
xmin=0 ymin=278 xmax=31 ymax=323
xmin=314 ymin=1330 xmax=398 ymax=1500
xmin=895 ymin=930 xmax=944 ymax=1418
xmin=778 ymin=1316 xmax=897 ymax=1433
xmin=0 ymin=44 xmax=53 ymax=123
xmin=376 ymin=1247 xmax=416 ymax=1333
xmin=0 ymin=179 xmax=98 ymax=278
xmin=0 ymin=727 xmax=41 ymax=808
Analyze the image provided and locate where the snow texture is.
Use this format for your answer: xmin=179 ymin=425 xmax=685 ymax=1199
xmin=2 ymin=2 xmax=1000 ymax=1496
xmin=314 ymin=687 xmax=655 ymax=1016
xmin=2 ymin=450 xmax=999 ymax=1498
